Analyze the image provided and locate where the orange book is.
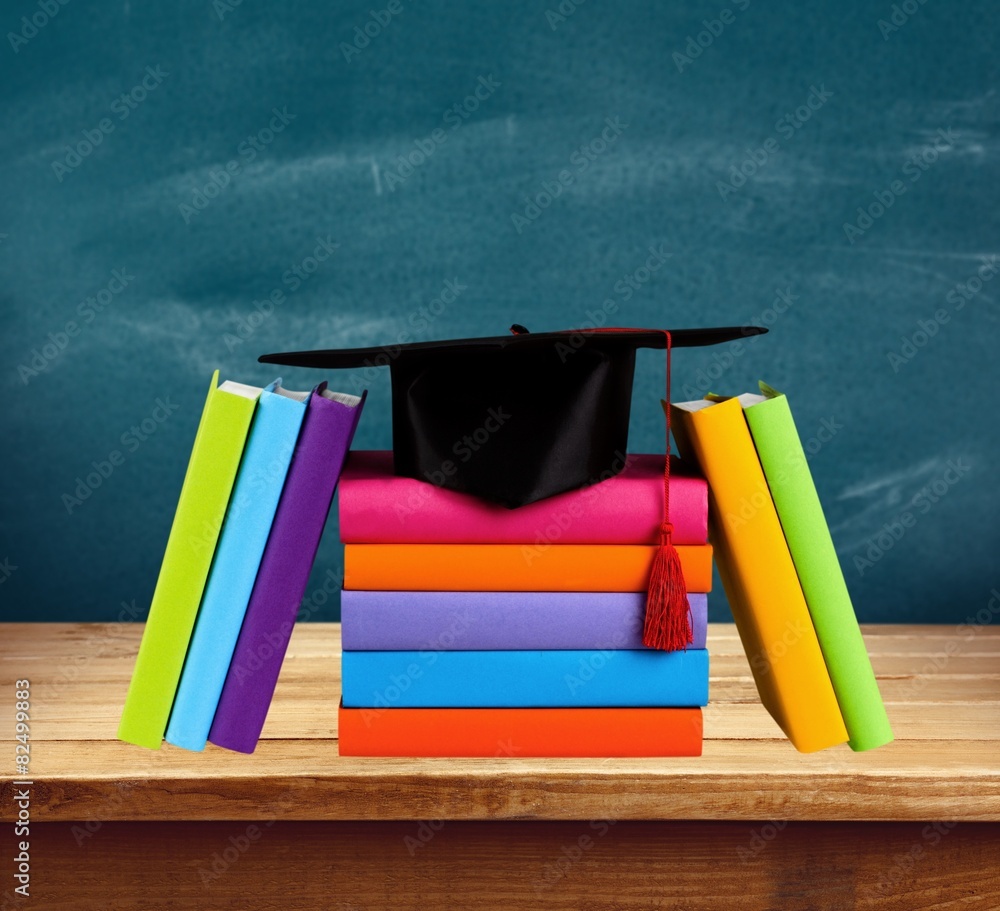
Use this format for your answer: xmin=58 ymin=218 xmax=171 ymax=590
xmin=342 ymin=543 xmax=713 ymax=593
xmin=339 ymin=704 xmax=703 ymax=757
xmin=671 ymin=397 xmax=848 ymax=752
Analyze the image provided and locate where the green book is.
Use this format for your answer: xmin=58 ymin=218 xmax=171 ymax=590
xmin=740 ymin=383 xmax=893 ymax=752
xmin=118 ymin=371 xmax=261 ymax=748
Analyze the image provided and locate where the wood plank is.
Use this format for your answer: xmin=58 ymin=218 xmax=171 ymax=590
xmin=5 ymin=671 xmax=997 ymax=711
xmin=4 ymin=623 xmax=1000 ymax=824
xmin=724 ymin=623 xmax=1000 ymax=653
xmin=5 ymin=625 xmax=999 ymax=691
xmin=24 ymin=820 xmax=1000 ymax=911
xmin=7 ymin=610 xmax=1000 ymax=910
xmin=4 ymin=673 xmax=998 ymax=742
xmin=700 ymin=702 xmax=1000 ymax=741
xmin=12 ymin=739 xmax=1000 ymax=823
xmin=4 ymin=622 xmax=1000 ymax=661
xmin=7 ymin=689 xmax=999 ymax=743
xmin=710 ymin=674 xmax=1000 ymax=704
xmin=8 ymin=651 xmax=1000 ymax=678
xmin=0 ymin=662 xmax=1000 ymax=742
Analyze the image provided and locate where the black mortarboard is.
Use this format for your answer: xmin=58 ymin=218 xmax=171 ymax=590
xmin=259 ymin=325 xmax=764 ymax=508
xmin=260 ymin=324 xmax=767 ymax=651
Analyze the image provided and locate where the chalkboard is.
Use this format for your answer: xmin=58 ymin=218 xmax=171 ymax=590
xmin=2 ymin=0 xmax=997 ymax=623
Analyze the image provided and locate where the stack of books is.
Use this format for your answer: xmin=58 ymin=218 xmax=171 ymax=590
xmin=117 ymin=372 xmax=365 ymax=753
xmin=337 ymin=451 xmax=713 ymax=757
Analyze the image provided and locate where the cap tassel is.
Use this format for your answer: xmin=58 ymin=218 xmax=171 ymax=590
xmin=643 ymin=521 xmax=692 ymax=650
xmin=642 ymin=331 xmax=692 ymax=651
xmin=553 ymin=324 xmax=693 ymax=651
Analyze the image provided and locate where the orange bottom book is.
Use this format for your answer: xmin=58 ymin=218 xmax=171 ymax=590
xmin=338 ymin=704 xmax=703 ymax=757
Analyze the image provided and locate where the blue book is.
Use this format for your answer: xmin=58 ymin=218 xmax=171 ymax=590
xmin=165 ymin=380 xmax=309 ymax=751
xmin=341 ymin=649 xmax=709 ymax=708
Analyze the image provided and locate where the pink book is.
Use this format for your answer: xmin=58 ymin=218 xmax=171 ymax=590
xmin=339 ymin=451 xmax=707 ymax=544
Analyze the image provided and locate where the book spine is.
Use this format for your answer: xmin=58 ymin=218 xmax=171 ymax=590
xmin=339 ymin=705 xmax=703 ymax=757
xmin=118 ymin=373 xmax=258 ymax=749
xmin=339 ymin=452 xmax=708 ymax=544
xmin=343 ymin=544 xmax=713 ymax=593
xmin=164 ymin=387 xmax=308 ymax=751
xmin=341 ymin=648 xmax=709 ymax=707
xmin=745 ymin=394 xmax=893 ymax=751
xmin=208 ymin=389 xmax=366 ymax=753
xmin=341 ymin=590 xmax=709 ymax=650
xmin=671 ymin=398 xmax=848 ymax=752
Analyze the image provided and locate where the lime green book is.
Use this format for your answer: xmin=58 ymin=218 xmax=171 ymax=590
xmin=118 ymin=371 xmax=261 ymax=748
xmin=741 ymin=383 xmax=893 ymax=752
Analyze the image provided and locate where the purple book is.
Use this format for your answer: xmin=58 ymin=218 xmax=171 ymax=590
xmin=341 ymin=591 xmax=708 ymax=650
xmin=209 ymin=386 xmax=366 ymax=753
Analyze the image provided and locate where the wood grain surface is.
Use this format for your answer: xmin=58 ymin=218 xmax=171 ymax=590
xmin=3 ymin=622 xmax=999 ymax=910
xmin=1 ymin=623 xmax=998 ymax=823
xmin=18 ymin=820 xmax=1000 ymax=911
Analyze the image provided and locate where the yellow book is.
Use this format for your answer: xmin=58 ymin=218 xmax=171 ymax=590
xmin=671 ymin=397 xmax=847 ymax=752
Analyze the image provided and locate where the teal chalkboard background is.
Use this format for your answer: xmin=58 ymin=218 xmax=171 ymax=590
xmin=1 ymin=0 xmax=997 ymax=622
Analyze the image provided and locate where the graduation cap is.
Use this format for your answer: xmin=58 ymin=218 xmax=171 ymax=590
xmin=260 ymin=324 xmax=766 ymax=650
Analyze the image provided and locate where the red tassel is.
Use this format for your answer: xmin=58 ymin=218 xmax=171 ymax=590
xmin=550 ymin=324 xmax=694 ymax=650
xmin=642 ymin=522 xmax=693 ymax=651
xmin=642 ymin=331 xmax=692 ymax=651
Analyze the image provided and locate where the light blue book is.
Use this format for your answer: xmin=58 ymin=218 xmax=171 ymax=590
xmin=165 ymin=380 xmax=309 ymax=751
xmin=341 ymin=649 xmax=709 ymax=708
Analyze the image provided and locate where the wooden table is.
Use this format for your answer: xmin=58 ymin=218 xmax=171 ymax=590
xmin=2 ymin=622 xmax=998 ymax=909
